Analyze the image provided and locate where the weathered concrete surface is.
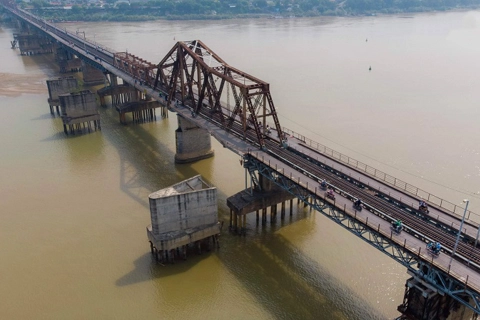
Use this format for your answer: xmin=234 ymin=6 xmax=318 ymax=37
xmin=148 ymin=175 xmax=218 ymax=235
xmin=175 ymin=115 xmax=214 ymax=163
xmin=14 ymin=33 xmax=53 ymax=55
xmin=146 ymin=223 xmax=220 ymax=251
xmin=81 ymin=62 xmax=104 ymax=86
xmin=56 ymin=47 xmax=82 ymax=73
xmin=59 ymin=90 xmax=98 ymax=118
xmin=146 ymin=175 xmax=221 ymax=252
xmin=227 ymin=186 xmax=295 ymax=215
xmin=46 ymin=77 xmax=78 ymax=107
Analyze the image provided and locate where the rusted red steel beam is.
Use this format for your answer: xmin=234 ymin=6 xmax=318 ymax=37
xmin=155 ymin=40 xmax=285 ymax=147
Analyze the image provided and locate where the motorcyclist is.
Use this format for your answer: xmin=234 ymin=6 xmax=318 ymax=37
xmin=393 ymin=219 xmax=402 ymax=232
xmin=419 ymin=200 xmax=428 ymax=210
xmin=320 ymin=179 xmax=327 ymax=189
xmin=354 ymin=199 xmax=362 ymax=207
xmin=435 ymin=242 xmax=441 ymax=254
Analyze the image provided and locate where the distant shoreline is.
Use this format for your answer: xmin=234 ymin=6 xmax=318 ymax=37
xmin=2 ymin=4 xmax=480 ymax=23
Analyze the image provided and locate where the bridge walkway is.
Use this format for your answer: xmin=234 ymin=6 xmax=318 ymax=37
xmin=280 ymin=133 xmax=480 ymax=241
xmin=88 ymin=57 xmax=480 ymax=289
xmin=5 ymin=5 xmax=480 ymax=309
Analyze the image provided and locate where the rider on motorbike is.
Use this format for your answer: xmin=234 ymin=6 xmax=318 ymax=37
xmin=320 ymin=179 xmax=327 ymax=189
xmin=428 ymin=241 xmax=441 ymax=254
xmin=434 ymin=242 xmax=441 ymax=254
xmin=354 ymin=199 xmax=362 ymax=207
xmin=393 ymin=219 xmax=402 ymax=232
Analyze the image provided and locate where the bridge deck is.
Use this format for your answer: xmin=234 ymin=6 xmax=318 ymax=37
xmin=93 ymin=56 xmax=480 ymax=292
xmin=4 ymin=4 xmax=480 ymax=309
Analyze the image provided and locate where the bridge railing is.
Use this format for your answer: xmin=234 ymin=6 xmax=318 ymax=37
xmin=282 ymin=127 xmax=478 ymax=223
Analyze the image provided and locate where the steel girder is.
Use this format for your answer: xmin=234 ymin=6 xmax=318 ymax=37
xmin=113 ymin=52 xmax=157 ymax=85
xmin=243 ymin=153 xmax=480 ymax=315
xmin=154 ymin=40 xmax=284 ymax=148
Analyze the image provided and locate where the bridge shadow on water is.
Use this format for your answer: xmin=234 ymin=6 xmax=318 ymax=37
xmin=7 ymin=26 xmax=388 ymax=319
xmin=91 ymin=109 xmax=386 ymax=319
xmin=216 ymin=225 xmax=385 ymax=319
xmin=116 ymin=208 xmax=385 ymax=320
xmin=35 ymin=89 xmax=385 ymax=319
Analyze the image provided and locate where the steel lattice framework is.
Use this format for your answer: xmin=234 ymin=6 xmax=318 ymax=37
xmin=153 ymin=40 xmax=284 ymax=148
xmin=242 ymin=152 xmax=480 ymax=315
xmin=113 ymin=52 xmax=157 ymax=85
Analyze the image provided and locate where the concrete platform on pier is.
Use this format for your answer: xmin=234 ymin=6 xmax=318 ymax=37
xmin=146 ymin=175 xmax=221 ymax=263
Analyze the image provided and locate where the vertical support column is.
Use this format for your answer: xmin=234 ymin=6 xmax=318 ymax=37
xmin=46 ymin=77 xmax=78 ymax=115
xmin=82 ymin=61 xmax=104 ymax=86
xmin=175 ymin=115 xmax=214 ymax=163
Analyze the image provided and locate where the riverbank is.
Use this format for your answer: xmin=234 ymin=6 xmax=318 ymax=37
xmin=3 ymin=2 xmax=479 ymax=23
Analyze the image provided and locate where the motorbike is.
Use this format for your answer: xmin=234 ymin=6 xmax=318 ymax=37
xmin=419 ymin=205 xmax=430 ymax=214
xmin=390 ymin=222 xmax=402 ymax=234
xmin=426 ymin=242 xmax=441 ymax=256
xmin=353 ymin=201 xmax=363 ymax=211
xmin=319 ymin=181 xmax=328 ymax=190
xmin=325 ymin=190 xmax=335 ymax=200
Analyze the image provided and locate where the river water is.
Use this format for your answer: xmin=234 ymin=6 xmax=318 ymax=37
xmin=1 ymin=10 xmax=480 ymax=320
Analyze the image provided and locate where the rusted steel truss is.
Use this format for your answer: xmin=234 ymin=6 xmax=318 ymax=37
xmin=113 ymin=52 xmax=157 ymax=85
xmin=153 ymin=40 xmax=284 ymax=148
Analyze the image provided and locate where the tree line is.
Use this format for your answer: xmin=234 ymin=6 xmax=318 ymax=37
xmin=20 ymin=0 xmax=480 ymax=21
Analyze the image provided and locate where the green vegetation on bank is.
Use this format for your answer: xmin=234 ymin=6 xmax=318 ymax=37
xmin=13 ymin=0 xmax=480 ymax=21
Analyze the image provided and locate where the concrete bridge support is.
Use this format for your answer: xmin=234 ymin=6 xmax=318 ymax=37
xmin=146 ymin=175 xmax=221 ymax=264
xmin=174 ymin=115 xmax=214 ymax=163
xmin=14 ymin=33 xmax=54 ymax=55
xmin=396 ymin=276 xmax=477 ymax=320
xmin=97 ymin=83 xmax=136 ymax=107
xmin=59 ymin=90 xmax=101 ymax=135
xmin=46 ymin=76 xmax=78 ymax=115
xmin=56 ymin=47 xmax=82 ymax=73
xmin=81 ymin=62 xmax=104 ymax=86
xmin=227 ymin=177 xmax=296 ymax=235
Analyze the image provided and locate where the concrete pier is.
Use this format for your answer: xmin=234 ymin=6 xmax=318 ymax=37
xmin=56 ymin=47 xmax=82 ymax=73
xmin=97 ymin=83 xmax=165 ymax=123
xmin=396 ymin=275 xmax=477 ymax=320
xmin=146 ymin=175 xmax=221 ymax=264
xmin=81 ymin=62 xmax=104 ymax=86
xmin=14 ymin=33 xmax=53 ymax=56
xmin=58 ymin=90 xmax=101 ymax=135
xmin=174 ymin=115 xmax=214 ymax=163
xmin=116 ymin=100 xmax=160 ymax=124
xmin=97 ymin=83 xmax=136 ymax=107
xmin=46 ymin=77 xmax=78 ymax=115
xmin=227 ymin=174 xmax=296 ymax=234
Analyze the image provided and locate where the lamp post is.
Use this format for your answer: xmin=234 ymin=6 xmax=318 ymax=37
xmin=449 ymin=199 xmax=469 ymax=269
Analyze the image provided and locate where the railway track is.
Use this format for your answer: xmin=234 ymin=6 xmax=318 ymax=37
xmin=190 ymin=108 xmax=480 ymax=268
xmin=17 ymin=9 xmax=479 ymax=269
xmin=262 ymin=139 xmax=480 ymax=268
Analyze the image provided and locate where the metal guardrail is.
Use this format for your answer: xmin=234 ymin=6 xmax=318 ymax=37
xmin=245 ymin=151 xmax=480 ymax=312
xmin=282 ymin=127 xmax=478 ymax=223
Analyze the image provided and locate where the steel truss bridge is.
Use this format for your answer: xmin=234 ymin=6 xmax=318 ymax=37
xmin=2 ymin=1 xmax=480 ymax=316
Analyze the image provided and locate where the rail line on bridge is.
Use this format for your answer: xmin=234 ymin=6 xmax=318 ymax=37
xmin=3 ymin=2 xmax=480 ymax=316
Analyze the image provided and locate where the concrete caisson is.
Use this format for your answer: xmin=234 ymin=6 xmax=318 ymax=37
xmin=58 ymin=90 xmax=101 ymax=135
xmin=81 ymin=61 xmax=104 ymax=86
xmin=174 ymin=115 xmax=214 ymax=163
xmin=46 ymin=77 xmax=78 ymax=115
xmin=146 ymin=175 xmax=221 ymax=263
